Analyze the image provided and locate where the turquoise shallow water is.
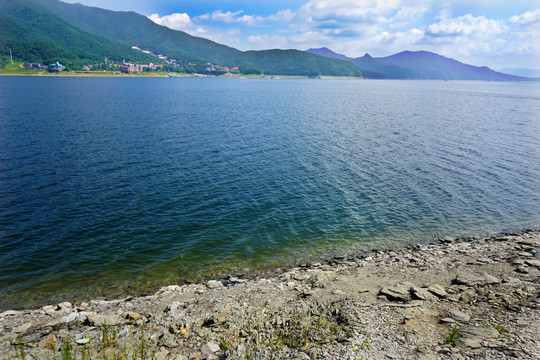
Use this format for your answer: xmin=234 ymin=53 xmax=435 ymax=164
xmin=0 ymin=77 xmax=539 ymax=309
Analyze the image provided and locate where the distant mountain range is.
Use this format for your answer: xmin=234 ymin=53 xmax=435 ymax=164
xmin=0 ymin=0 xmax=535 ymax=80
xmin=306 ymin=47 xmax=535 ymax=81
xmin=497 ymin=68 xmax=540 ymax=78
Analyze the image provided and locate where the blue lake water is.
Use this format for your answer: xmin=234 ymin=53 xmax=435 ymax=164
xmin=0 ymin=77 xmax=539 ymax=309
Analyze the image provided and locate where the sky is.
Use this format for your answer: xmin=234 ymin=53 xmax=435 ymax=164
xmin=62 ymin=0 xmax=540 ymax=69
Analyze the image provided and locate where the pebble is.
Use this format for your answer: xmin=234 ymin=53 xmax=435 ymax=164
xmin=201 ymin=341 xmax=220 ymax=354
xmin=126 ymin=312 xmax=142 ymax=321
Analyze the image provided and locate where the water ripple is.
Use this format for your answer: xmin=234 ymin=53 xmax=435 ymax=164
xmin=0 ymin=78 xmax=539 ymax=309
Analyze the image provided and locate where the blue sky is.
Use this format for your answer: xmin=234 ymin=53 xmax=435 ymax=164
xmin=62 ymin=1 xmax=540 ymax=69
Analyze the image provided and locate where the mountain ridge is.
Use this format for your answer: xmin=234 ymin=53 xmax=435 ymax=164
xmin=306 ymin=47 xmax=533 ymax=81
xmin=3 ymin=0 xmax=362 ymax=76
xmin=1 ymin=0 xmax=534 ymax=80
xmin=0 ymin=0 xmax=158 ymax=67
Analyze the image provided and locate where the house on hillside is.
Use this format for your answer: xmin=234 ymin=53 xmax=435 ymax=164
xmin=26 ymin=63 xmax=42 ymax=70
xmin=120 ymin=60 xmax=144 ymax=74
xmin=49 ymin=62 xmax=65 ymax=72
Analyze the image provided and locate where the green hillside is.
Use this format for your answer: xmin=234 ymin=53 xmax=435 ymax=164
xmin=0 ymin=0 xmax=158 ymax=69
xmin=31 ymin=0 xmax=361 ymax=76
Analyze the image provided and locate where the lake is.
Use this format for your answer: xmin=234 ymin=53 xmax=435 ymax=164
xmin=0 ymin=77 xmax=539 ymax=309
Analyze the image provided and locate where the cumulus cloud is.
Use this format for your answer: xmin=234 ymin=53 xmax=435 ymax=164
xmin=196 ymin=10 xmax=263 ymax=25
xmin=296 ymin=0 xmax=392 ymax=24
xmin=373 ymin=28 xmax=425 ymax=45
xmin=147 ymin=1 xmax=538 ymax=67
xmin=509 ymin=9 xmax=540 ymax=25
xmin=148 ymin=13 xmax=194 ymax=31
xmin=267 ymin=9 xmax=296 ymax=22
xmin=425 ymin=14 xmax=506 ymax=38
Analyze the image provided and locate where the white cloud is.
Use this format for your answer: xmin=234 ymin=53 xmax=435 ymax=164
xmin=148 ymin=13 xmax=194 ymax=31
xmin=381 ymin=28 xmax=425 ymax=43
xmin=267 ymin=9 xmax=296 ymax=22
xmin=509 ymin=9 xmax=540 ymax=25
xmin=297 ymin=0 xmax=392 ymax=23
xmin=394 ymin=5 xmax=430 ymax=22
xmin=148 ymin=1 xmax=539 ymax=68
xmin=148 ymin=12 xmax=243 ymax=44
xmin=425 ymin=14 xmax=506 ymax=37
xmin=247 ymin=34 xmax=288 ymax=49
xmin=196 ymin=10 xmax=263 ymax=25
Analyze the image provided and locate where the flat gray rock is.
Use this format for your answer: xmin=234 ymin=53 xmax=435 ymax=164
xmin=525 ymin=259 xmax=540 ymax=267
xmin=410 ymin=286 xmax=437 ymax=301
xmin=448 ymin=310 xmax=470 ymax=323
xmin=457 ymin=326 xmax=500 ymax=348
xmin=454 ymin=273 xmax=500 ymax=286
xmin=379 ymin=284 xmax=412 ymax=302
xmin=459 ymin=326 xmax=499 ymax=339
xmin=428 ymin=284 xmax=447 ymax=298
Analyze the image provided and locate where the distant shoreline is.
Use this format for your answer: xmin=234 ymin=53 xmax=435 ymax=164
xmin=0 ymin=72 xmax=359 ymax=79
xmin=2 ymin=72 xmax=538 ymax=81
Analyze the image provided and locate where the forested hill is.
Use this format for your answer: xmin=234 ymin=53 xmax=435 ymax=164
xmin=0 ymin=0 xmax=157 ymax=68
xmin=3 ymin=0 xmax=362 ymax=76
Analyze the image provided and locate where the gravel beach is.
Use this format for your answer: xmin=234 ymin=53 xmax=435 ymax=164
xmin=1 ymin=230 xmax=539 ymax=359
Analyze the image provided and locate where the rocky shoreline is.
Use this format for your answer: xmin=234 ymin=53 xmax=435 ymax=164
xmin=1 ymin=230 xmax=539 ymax=359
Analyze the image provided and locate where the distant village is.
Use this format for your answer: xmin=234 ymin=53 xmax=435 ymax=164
xmin=22 ymin=45 xmax=240 ymax=76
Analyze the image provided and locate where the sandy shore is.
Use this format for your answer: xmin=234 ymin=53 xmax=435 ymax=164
xmin=1 ymin=230 xmax=539 ymax=359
